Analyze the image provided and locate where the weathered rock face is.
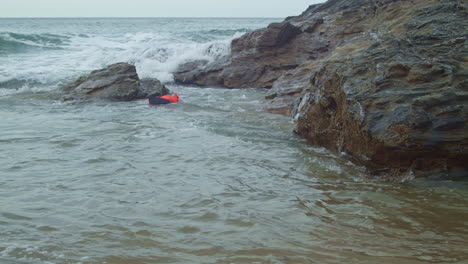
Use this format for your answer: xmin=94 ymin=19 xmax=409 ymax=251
xmin=293 ymin=0 xmax=468 ymax=179
xmin=63 ymin=63 xmax=169 ymax=101
xmin=173 ymin=0 xmax=468 ymax=179
xmin=173 ymin=20 xmax=311 ymax=89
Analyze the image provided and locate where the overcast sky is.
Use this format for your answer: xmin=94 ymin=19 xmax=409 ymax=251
xmin=0 ymin=0 xmax=326 ymax=18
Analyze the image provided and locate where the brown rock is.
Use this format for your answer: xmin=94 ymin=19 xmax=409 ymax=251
xmin=172 ymin=0 xmax=468 ymax=180
xmin=293 ymin=0 xmax=468 ymax=179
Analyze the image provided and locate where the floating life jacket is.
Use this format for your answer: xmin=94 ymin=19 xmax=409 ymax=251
xmin=148 ymin=93 xmax=179 ymax=105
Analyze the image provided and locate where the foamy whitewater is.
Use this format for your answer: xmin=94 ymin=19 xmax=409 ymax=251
xmin=1 ymin=18 xmax=468 ymax=264
xmin=0 ymin=18 xmax=269 ymax=95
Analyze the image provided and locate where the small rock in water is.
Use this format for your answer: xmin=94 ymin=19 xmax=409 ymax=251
xmin=62 ymin=62 xmax=169 ymax=102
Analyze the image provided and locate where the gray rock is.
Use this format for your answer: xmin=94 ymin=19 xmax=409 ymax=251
xmin=62 ymin=62 xmax=168 ymax=101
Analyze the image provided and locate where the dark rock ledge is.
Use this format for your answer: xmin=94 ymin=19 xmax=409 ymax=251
xmin=172 ymin=0 xmax=468 ymax=180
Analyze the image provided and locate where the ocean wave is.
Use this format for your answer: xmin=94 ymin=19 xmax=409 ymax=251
xmin=0 ymin=84 xmax=53 ymax=97
xmin=0 ymin=78 xmax=43 ymax=89
xmin=185 ymin=28 xmax=252 ymax=42
xmin=0 ymin=30 xmax=241 ymax=96
xmin=202 ymin=28 xmax=252 ymax=36
xmin=61 ymin=31 xmax=237 ymax=83
xmin=135 ymin=37 xmax=234 ymax=82
xmin=0 ymin=32 xmax=69 ymax=54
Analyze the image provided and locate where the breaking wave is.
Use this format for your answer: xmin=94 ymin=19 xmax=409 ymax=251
xmin=0 ymin=27 xmax=250 ymax=96
xmin=0 ymin=32 xmax=68 ymax=54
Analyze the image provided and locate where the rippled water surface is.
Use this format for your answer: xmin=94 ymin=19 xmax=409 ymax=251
xmin=1 ymin=18 xmax=468 ymax=264
xmin=1 ymin=87 xmax=468 ymax=264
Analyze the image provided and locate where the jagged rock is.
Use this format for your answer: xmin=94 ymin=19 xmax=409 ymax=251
xmin=62 ymin=62 xmax=169 ymax=101
xmin=172 ymin=0 xmax=468 ymax=180
xmin=257 ymin=22 xmax=302 ymax=48
xmin=175 ymin=60 xmax=209 ymax=75
xmin=173 ymin=21 xmax=306 ymax=88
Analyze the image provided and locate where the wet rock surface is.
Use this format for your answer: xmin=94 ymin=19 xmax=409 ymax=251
xmin=63 ymin=62 xmax=169 ymax=101
xmin=173 ymin=0 xmax=468 ymax=179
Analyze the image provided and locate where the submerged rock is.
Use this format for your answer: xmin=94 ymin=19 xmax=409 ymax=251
xmin=62 ymin=62 xmax=169 ymax=101
xmin=172 ymin=0 xmax=468 ymax=180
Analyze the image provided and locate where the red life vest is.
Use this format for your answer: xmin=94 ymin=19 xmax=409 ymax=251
xmin=160 ymin=94 xmax=179 ymax=103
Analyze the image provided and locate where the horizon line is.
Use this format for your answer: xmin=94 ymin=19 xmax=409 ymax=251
xmin=0 ymin=16 xmax=284 ymax=19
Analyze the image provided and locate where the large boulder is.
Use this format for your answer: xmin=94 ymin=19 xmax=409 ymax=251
xmin=62 ymin=62 xmax=168 ymax=101
xmin=172 ymin=0 xmax=468 ymax=180
xmin=292 ymin=0 xmax=468 ymax=180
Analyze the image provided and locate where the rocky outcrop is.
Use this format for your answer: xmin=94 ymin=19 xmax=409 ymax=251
xmin=174 ymin=21 xmax=310 ymax=90
xmin=63 ymin=62 xmax=169 ymax=101
xmin=173 ymin=0 xmax=468 ymax=180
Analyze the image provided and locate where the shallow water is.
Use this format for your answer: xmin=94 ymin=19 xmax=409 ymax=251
xmin=1 ymin=86 xmax=468 ymax=264
xmin=1 ymin=18 xmax=468 ymax=264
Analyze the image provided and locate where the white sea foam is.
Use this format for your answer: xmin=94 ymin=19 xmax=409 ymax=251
xmin=0 ymin=84 xmax=51 ymax=96
xmin=0 ymin=30 xmax=240 ymax=95
xmin=0 ymin=18 xmax=284 ymax=96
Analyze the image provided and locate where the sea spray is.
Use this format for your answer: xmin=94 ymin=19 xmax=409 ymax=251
xmin=0 ymin=18 xmax=276 ymax=96
xmin=0 ymin=32 xmax=234 ymax=93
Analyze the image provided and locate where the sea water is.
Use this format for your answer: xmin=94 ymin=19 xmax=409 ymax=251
xmin=1 ymin=18 xmax=467 ymax=264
